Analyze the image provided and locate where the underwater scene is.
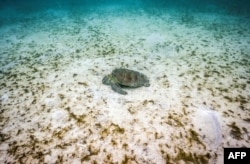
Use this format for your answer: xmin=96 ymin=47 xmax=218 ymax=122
xmin=0 ymin=0 xmax=250 ymax=163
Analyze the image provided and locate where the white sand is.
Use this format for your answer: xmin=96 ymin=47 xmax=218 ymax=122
xmin=0 ymin=6 xmax=250 ymax=163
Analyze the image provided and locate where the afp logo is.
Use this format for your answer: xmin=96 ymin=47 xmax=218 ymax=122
xmin=224 ymin=148 xmax=249 ymax=164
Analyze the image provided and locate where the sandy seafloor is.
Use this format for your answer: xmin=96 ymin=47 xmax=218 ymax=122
xmin=0 ymin=5 xmax=250 ymax=164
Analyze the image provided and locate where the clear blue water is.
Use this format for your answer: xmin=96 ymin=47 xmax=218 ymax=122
xmin=1 ymin=0 xmax=250 ymax=27
xmin=1 ymin=0 xmax=250 ymax=14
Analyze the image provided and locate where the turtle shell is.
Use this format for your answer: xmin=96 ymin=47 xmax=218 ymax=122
xmin=112 ymin=68 xmax=150 ymax=88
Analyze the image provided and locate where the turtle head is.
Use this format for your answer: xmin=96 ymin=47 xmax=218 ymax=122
xmin=102 ymin=74 xmax=112 ymax=85
xmin=102 ymin=74 xmax=119 ymax=85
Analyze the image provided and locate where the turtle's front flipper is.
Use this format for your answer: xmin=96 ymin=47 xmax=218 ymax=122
xmin=111 ymin=83 xmax=127 ymax=95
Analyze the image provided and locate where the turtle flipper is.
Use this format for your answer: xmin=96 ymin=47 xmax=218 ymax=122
xmin=111 ymin=83 xmax=127 ymax=95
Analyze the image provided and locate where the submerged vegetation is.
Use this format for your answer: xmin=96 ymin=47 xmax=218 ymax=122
xmin=0 ymin=1 xmax=249 ymax=163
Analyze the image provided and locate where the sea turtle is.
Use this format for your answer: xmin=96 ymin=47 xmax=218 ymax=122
xmin=102 ymin=68 xmax=150 ymax=95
